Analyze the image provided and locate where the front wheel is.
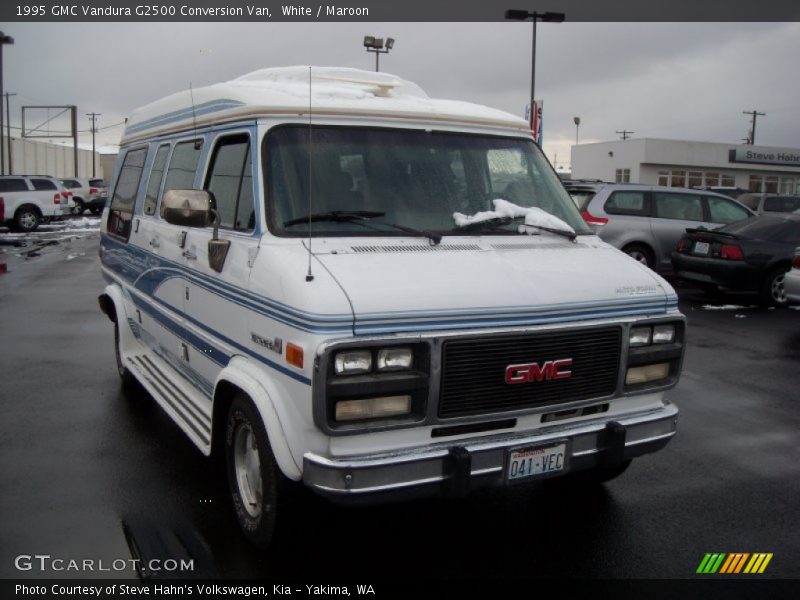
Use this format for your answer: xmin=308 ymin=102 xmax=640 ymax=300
xmin=760 ymin=267 xmax=789 ymax=307
xmin=226 ymin=394 xmax=283 ymax=549
xmin=114 ymin=321 xmax=136 ymax=387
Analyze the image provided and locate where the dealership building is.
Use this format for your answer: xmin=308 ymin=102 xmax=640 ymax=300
xmin=571 ymin=138 xmax=800 ymax=194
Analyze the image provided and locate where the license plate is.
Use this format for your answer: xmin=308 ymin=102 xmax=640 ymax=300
xmin=693 ymin=241 xmax=710 ymax=255
xmin=506 ymin=442 xmax=567 ymax=482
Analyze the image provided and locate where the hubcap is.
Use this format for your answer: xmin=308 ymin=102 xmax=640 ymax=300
xmin=234 ymin=423 xmax=263 ymax=518
xmin=19 ymin=212 xmax=36 ymax=229
xmin=771 ymin=273 xmax=786 ymax=304
xmin=627 ymin=250 xmax=648 ymax=266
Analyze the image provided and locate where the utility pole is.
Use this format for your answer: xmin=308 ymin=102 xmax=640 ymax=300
xmin=86 ymin=112 xmax=100 ymax=177
xmin=742 ymin=110 xmax=765 ymax=145
xmin=4 ymin=92 xmax=15 ymax=173
xmin=616 ymin=130 xmax=634 ymax=140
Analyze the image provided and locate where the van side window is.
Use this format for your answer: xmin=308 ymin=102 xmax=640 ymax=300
xmin=764 ymin=196 xmax=800 ymax=213
xmin=706 ymin=196 xmax=749 ymax=224
xmin=143 ymin=144 xmax=170 ymax=216
xmin=605 ymin=191 xmax=648 ymax=216
xmin=108 ymin=148 xmax=147 ymax=241
xmin=160 ymin=139 xmax=204 ymax=217
xmin=204 ymin=134 xmax=254 ymax=231
xmin=654 ymin=192 xmax=703 ymax=221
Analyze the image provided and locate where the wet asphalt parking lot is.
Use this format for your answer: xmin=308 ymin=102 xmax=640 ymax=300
xmin=1 ymin=219 xmax=799 ymax=582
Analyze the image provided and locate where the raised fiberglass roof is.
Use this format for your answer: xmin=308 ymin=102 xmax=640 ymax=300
xmin=121 ymin=66 xmax=530 ymax=143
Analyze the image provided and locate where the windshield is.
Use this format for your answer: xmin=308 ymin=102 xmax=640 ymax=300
xmin=266 ymin=126 xmax=590 ymax=237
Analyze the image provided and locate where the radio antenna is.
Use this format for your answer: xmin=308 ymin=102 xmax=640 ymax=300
xmin=305 ymin=66 xmax=315 ymax=282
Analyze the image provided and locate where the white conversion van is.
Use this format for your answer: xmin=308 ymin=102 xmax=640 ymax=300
xmin=99 ymin=67 xmax=685 ymax=548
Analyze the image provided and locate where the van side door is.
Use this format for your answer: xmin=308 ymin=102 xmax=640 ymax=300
xmin=180 ymin=129 xmax=260 ymax=390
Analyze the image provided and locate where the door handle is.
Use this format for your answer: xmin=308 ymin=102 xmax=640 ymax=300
xmin=182 ymin=249 xmax=197 ymax=260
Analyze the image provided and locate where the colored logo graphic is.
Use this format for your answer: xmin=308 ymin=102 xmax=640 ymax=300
xmin=696 ymin=553 xmax=773 ymax=574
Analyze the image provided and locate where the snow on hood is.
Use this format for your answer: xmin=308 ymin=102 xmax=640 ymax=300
xmin=453 ymin=199 xmax=575 ymax=234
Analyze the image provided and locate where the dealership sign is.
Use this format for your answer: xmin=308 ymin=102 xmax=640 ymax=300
xmin=729 ymin=146 xmax=800 ymax=167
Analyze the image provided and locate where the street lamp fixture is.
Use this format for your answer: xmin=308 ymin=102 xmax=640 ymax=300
xmin=573 ymin=116 xmax=581 ymax=145
xmin=363 ymin=35 xmax=395 ymax=72
xmin=505 ymin=10 xmax=565 ymax=132
xmin=0 ymin=31 xmax=14 ymax=175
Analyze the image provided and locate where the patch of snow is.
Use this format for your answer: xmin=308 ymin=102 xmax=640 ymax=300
xmin=700 ymin=304 xmax=758 ymax=311
xmin=453 ymin=198 xmax=574 ymax=235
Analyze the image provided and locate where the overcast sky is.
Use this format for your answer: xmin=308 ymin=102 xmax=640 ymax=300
xmin=4 ymin=21 xmax=800 ymax=170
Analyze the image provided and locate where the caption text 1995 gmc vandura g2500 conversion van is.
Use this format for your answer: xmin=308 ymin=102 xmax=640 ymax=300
xmin=99 ymin=67 xmax=685 ymax=548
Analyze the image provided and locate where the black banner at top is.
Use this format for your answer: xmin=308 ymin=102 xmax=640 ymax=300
xmin=2 ymin=0 xmax=800 ymax=22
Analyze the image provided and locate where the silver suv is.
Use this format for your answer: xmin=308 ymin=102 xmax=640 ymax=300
xmin=580 ymin=184 xmax=754 ymax=272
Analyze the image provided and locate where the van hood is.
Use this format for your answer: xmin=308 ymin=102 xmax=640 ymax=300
xmin=311 ymin=235 xmax=677 ymax=335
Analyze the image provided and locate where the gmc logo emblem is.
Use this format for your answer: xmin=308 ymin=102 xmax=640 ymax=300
xmin=505 ymin=358 xmax=573 ymax=384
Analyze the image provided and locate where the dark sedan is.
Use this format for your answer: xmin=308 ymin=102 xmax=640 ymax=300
xmin=671 ymin=213 xmax=800 ymax=306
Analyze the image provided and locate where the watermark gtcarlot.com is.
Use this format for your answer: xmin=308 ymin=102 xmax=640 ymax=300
xmin=14 ymin=554 xmax=194 ymax=573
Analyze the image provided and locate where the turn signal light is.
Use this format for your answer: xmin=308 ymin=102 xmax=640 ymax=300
xmin=286 ymin=343 xmax=304 ymax=369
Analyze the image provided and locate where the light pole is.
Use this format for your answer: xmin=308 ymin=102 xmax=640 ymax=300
xmin=0 ymin=32 xmax=14 ymax=175
xmin=363 ymin=36 xmax=395 ymax=72
xmin=573 ymin=116 xmax=580 ymax=145
xmin=505 ymin=10 xmax=565 ymax=131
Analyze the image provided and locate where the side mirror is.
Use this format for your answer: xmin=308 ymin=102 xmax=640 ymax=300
xmin=161 ymin=189 xmax=216 ymax=227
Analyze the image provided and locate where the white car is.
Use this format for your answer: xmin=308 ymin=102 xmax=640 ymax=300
xmin=60 ymin=177 xmax=108 ymax=215
xmin=0 ymin=175 xmax=68 ymax=231
xmin=785 ymin=248 xmax=800 ymax=304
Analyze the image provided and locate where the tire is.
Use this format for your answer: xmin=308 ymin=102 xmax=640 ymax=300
xmin=562 ymin=459 xmax=633 ymax=486
xmin=73 ymin=199 xmax=85 ymax=215
xmin=89 ymin=207 xmax=102 ymax=216
xmin=114 ymin=321 xmax=137 ymax=387
xmin=760 ymin=267 xmax=789 ymax=307
xmin=13 ymin=205 xmax=41 ymax=232
xmin=226 ymin=393 xmax=285 ymax=549
xmin=622 ymin=243 xmax=655 ymax=270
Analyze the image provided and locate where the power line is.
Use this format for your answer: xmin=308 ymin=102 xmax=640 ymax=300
xmin=616 ymin=130 xmax=634 ymax=140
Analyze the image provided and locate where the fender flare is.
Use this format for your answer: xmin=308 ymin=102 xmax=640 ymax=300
xmin=215 ymin=356 xmax=302 ymax=481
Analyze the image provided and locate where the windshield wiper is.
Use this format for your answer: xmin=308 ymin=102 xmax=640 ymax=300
xmin=454 ymin=216 xmax=576 ymax=242
xmin=283 ymin=210 xmax=385 ymax=227
xmin=284 ymin=210 xmax=442 ymax=245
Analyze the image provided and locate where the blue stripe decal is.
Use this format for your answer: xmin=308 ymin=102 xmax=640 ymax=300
xmin=102 ymin=235 xmax=354 ymax=334
xmin=116 ymin=274 xmax=312 ymax=386
xmin=124 ymin=99 xmax=246 ymax=136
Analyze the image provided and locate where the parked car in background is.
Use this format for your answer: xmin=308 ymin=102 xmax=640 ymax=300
xmin=671 ymin=213 xmax=800 ymax=306
xmin=580 ymin=184 xmax=755 ymax=272
xmin=691 ymin=186 xmax=749 ymax=199
xmin=60 ymin=177 xmax=108 ymax=215
xmin=0 ymin=175 xmax=68 ymax=231
xmin=784 ymin=247 xmax=800 ymax=305
xmin=736 ymin=193 xmax=800 ymax=215
xmin=562 ymin=179 xmax=609 ymax=212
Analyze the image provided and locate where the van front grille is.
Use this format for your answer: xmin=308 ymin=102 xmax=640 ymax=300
xmin=438 ymin=328 xmax=621 ymax=418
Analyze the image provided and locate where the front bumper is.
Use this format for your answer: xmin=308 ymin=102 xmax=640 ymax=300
xmin=303 ymin=403 xmax=678 ymax=503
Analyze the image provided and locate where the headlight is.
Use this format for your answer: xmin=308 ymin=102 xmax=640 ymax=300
xmin=334 ymin=350 xmax=372 ymax=375
xmin=652 ymin=324 xmax=675 ymax=344
xmin=629 ymin=326 xmax=652 ymax=347
xmin=376 ymin=347 xmax=413 ymax=371
xmin=335 ymin=395 xmax=412 ymax=422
